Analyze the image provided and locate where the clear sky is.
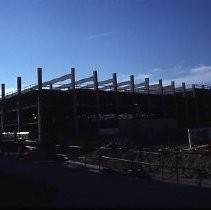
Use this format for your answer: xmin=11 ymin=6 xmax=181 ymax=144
xmin=0 ymin=0 xmax=211 ymax=91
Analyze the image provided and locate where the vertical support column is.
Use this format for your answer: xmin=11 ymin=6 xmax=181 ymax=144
xmin=171 ymin=81 xmax=177 ymax=118
xmin=201 ymin=85 xmax=205 ymax=123
xmin=71 ymin=67 xmax=78 ymax=136
xmin=17 ymin=77 xmax=22 ymax=152
xmin=71 ymin=68 xmax=75 ymax=90
xmin=171 ymin=81 xmax=175 ymax=95
xmin=1 ymin=84 xmax=5 ymax=133
xmin=159 ymin=79 xmax=165 ymax=117
xmin=182 ymin=82 xmax=186 ymax=97
xmin=182 ymin=82 xmax=188 ymax=126
xmin=37 ymin=68 xmax=43 ymax=146
xmin=130 ymin=75 xmax=135 ymax=92
xmin=192 ymin=84 xmax=196 ymax=98
xmin=0 ymin=84 xmax=5 ymax=152
xmin=159 ymin=79 xmax=163 ymax=95
xmin=145 ymin=78 xmax=151 ymax=116
xmin=113 ymin=73 xmax=119 ymax=128
xmin=17 ymin=77 xmax=22 ymax=133
xmin=145 ymin=78 xmax=149 ymax=94
xmin=112 ymin=73 xmax=117 ymax=92
xmin=192 ymin=84 xmax=198 ymax=124
xmin=130 ymin=75 xmax=135 ymax=119
xmin=93 ymin=70 xmax=100 ymax=135
xmin=93 ymin=71 xmax=98 ymax=91
xmin=49 ymin=84 xmax=53 ymax=90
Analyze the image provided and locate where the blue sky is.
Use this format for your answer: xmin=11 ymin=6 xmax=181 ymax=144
xmin=0 ymin=0 xmax=211 ymax=92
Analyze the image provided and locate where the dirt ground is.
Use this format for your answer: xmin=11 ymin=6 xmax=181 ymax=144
xmin=1 ymin=154 xmax=211 ymax=208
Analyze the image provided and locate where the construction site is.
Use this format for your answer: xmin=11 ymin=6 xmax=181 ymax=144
xmin=1 ymin=67 xmax=211 ymax=192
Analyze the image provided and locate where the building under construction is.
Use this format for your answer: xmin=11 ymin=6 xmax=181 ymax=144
xmin=0 ymin=68 xmax=211 ymax=152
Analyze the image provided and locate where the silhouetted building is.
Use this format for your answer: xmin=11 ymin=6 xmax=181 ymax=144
xmin=0 ymin=68 xmax=211 ymax=152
